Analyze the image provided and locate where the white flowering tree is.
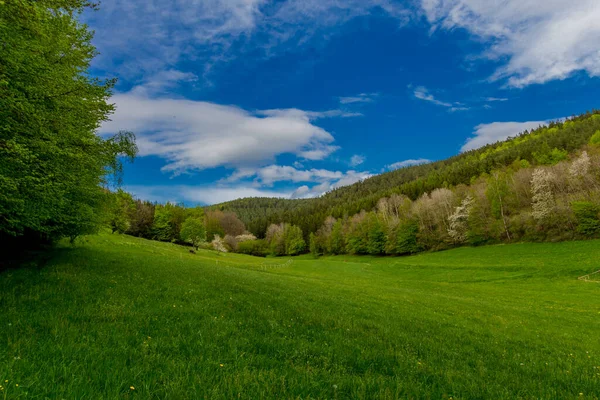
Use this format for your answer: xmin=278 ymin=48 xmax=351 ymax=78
xmin=448 ymin=195 xmax=474 ymax=243
xmin=531 ymin=168 xmax=555 ymax=222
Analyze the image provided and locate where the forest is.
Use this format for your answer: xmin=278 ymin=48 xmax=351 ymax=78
xmin=105 ymin=113 xmax=600 ymax=257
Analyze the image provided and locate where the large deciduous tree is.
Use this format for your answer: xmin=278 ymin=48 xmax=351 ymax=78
xmin=0 ymin=0 xmax=137 ymax=245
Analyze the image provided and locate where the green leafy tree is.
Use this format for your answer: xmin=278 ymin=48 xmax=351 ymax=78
xmin=0 ymin=0 xmax=137 ymax=245
xmin=107 ymin=190 xmax=135 ymax=234
xmin=366 ymin=213 xmax=386 ymax=255
xmin=330 ymin=220 xmax=346 ymax=254
xmin=284 ymin=225 xmax=306 ymax=256
xmin=392 ymin=221 xmax=421 ymax=255
xmin=180 ymin=218 xmax=206 ymax=249
xmin=152 ymin=205 xmax=176 ymax=242
xmin=309 ymin=232 xmax=319 ymax=257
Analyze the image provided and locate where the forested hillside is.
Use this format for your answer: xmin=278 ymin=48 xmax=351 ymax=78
xmin=109 ymin=110 xmax=600 ymax=258
xmin=212 ymin=112 xmax=600 ymax=237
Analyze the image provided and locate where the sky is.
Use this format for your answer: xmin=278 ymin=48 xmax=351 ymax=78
xmin=87 ymin=0 xmax=600 ymax=205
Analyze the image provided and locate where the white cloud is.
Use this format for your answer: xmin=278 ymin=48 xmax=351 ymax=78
xmin=126 ymin=184 xmax=291 ymax=205
xmin=339 ymin=93 xmax=378 ymax=104
xmin=387 ymin=158 xmax=431 ymax=170
xmin=412 ymin=86 xmax=469 ymax=111
xmin=461 ymin=120 xmax=548 ymax=152
xmin=485 ymin=97 xmax=508 ymax=102
xmin=420 ymin=0 xmax=600 ymax=87
xmin=126 ymin=166 xmax=373 ymax=203
xmin=226 ymin=164 xmax=371 ymax=189
xmin=290 ymin=170 xmax=373 ymax=198
xmin=350 ymin=154 xmax=365 ymax=167
xmin=100 ymin=82 xmax=357 ymax=174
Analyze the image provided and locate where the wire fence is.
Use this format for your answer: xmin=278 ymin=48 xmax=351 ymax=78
xmin=578 ymin=269 xmax=600 ymax=282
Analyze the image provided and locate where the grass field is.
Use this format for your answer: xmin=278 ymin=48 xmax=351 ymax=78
xmin=1 ymin=234 xmax=600 ymax=399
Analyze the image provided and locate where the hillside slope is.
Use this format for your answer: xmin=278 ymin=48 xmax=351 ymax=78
xmin=2 ymin=233 xmax=599 ymax=398
xmin=212 ymin=111 xmax=600 ymax=237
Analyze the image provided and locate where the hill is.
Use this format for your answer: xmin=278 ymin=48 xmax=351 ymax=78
xmin=2 ymin=233 xmax=599 ymax=398
xmin=211 ymin=111 xmax=600 ymax=237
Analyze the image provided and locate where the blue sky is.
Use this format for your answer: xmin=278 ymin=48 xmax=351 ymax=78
xmin=87 ymin=0 xmax=600 ymax=205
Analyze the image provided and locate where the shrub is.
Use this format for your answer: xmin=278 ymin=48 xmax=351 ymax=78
xmin=237 ymin=239 xmax=268 ymax=257
xmin=572 ymin=201 xmax=600 ymax=236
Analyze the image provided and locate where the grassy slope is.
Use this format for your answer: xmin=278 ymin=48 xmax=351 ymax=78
xmin=1 ymin=235 xmax=600 ymax=399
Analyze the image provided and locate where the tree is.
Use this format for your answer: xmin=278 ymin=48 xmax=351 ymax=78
xmin=531 ymin=168 xmax=555 ymax=223
xmin=0 ymin=0 xmax=137 ymax=246
xmin=107 ymin=190 xmax=135 ymax=234
xmin=392 ymin=221 xmax=421 ymax=255
xmin=448 ymin=196 xmax=474 ymax=244
xmin=179 ymin=218 xmax=206 ymax=249
xmin=128 ymin=200 xmax=155 ymax=238
xmin=486 ymin=172 xmax=512 ymax=240
xmin=152 ymin=204 xmax=177 ymax=242
xmin=330 ymin=220 xmax=346 ymax=254
xmin=211 ymin=235 xmax=228 ymax=253
xmin=284 ymin=225 xmax=306 ymax=256
xmin=309 ymin=233 xmax=319 ymax=257
xmin=366 ymin=213 xmax=386 ymax=255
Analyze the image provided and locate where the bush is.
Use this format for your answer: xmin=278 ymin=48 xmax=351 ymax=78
xmin=237 ymin=239 xmax=269 ymax=257
xmin=572 ymin=201 xmax=600 ymax=236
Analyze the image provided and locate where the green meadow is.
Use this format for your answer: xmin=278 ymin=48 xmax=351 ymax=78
xmin=1 ymin=234 xmax=600 ymax=399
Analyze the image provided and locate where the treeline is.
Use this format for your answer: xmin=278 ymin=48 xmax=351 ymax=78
xmin=310 ymin=141 xmax=600 ymax=256
xmin=214 ymin=112 xmax=600 ymax=240
xmin=106 ymin=193 xmax=306 ymax=257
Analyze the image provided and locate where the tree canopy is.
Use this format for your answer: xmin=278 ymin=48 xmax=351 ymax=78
xmin=0 ymin=0 xmax=137 ymax=246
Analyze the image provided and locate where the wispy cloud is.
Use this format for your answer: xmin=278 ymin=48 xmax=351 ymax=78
xmin=420 ymin=0 xmax=600 ymax=87
xmin=461 ymin=120 xmax=549 ymax=152
xmin=86 ymin=0 xmax=410 ymax=81
xmin=412 ymin=86 xmax=470 ymax=111
xmin=386 ymin=158 xmax=431 ymax=170
xmin=349 ymin=154 xmax=366 ymax=167
xmin=339 ymin=93 xmax=378 ymax=104
xmin=290 ymin=170 xmax=373 ymax=198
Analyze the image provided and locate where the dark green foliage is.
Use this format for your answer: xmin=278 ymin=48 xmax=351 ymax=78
xmin=237 ymin=239 xmax=269 ymax=257
xmin=391 ymin=221 xmax=421 ymax=255
xmin=366 ymin=214 xmax=386 ymax=255
xmin=0 ymin=0 xmax=137 ymax=246
xmin=572 ymin=201 xmax=600 ymax=236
